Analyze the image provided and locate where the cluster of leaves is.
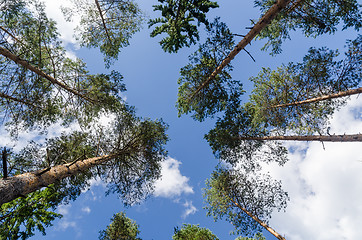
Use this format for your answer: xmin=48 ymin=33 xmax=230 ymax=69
xmin=172 ymin=224 xmax=219 ymax=240
xmin=149 ymin=0 xmax=219 ymax=53
xmin=204 ymin=166 xmax=288 ymax=237
xmin=255 ymin=0 xmax=362 ymax=54
xmin=62 ymin=0 xmax=145 ymax=67
xmin=0 ymin=0 xmax=129 ymax=136
xmin=99 ymin=212 xmax=141 ymax=240
xmin=0 ymin=185 xmax=62 ymax=240
xmin=177 ymin=18 xmax=243 ymax=121
xmin=250 ymin=35 xmax=362 ymax=135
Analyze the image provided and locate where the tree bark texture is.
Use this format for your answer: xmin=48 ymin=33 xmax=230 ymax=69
xmin=269 ymin=87 xmax=362 ymax=109
xmin=230 ymin=198 xmax=287 ymax=240
xmin=0 ymin=154 xmax=118 ymax=206
xmin=189 ymin=0 xmax=295 ymax=100
xmin=0 ymin=46 xmax=95 ymax=104
xmin=238 ymin=134 xmax=362 ymax=142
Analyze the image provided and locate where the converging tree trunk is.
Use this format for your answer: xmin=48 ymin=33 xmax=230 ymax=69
xmin=0 ymin=154 xmax=118 ymax=206
xmin=94 ymin=0 xmax=112 ymax=43
xmin=238 ymin=134 xmax=362 ymax=142
xmin=230 ymin=198 xmax=286 ymax=240
xmin=190 ymin=0 xmax=296 ymax=100
xmin=270 ymin=87 xmax=362 ymax=109
xmin=0 ymin=46 xmax=95 ymax=103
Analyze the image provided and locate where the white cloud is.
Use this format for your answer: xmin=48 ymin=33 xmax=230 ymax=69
xmin=42 ymin=0 xmax=78 ymax=45
xmin=81 ymin=206 xmax=91 ymax=214
xmin=57 ymin=204 xmax=72 ymax=216
xmin=57 ymin=220 xmax=77 ymax=231
xmin=264 ymin=96 xmax=362 ymax=240
xmin=153 ymin=157 xmax=194 ymax=198
xmin=182 ymin=200 xmax=197 ymax=219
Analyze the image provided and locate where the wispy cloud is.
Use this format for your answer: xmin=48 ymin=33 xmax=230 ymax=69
xmin=182 ymin=200 xmax=197 ymax=219
xmin=154 ymin=157 xmax=194 ymax=198
xmin=264 ymin=97 xmax=362 ymax=239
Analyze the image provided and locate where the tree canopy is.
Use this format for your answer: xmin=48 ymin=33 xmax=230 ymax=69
xmin=0 ymin=0 xmax=361 ymax=239
xmin=99 ymin=212 xmax=141 ymax=240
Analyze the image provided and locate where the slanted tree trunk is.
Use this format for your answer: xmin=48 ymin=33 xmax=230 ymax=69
xmin=230 ymin=198 xmax=286 ymax=240
xmin=270 ymin=87 xmax=362 ymax=109
xmin=0 ymin=46 xmax=95 ymax=104
xmin=190 ymin=0 xmax=298 ymax=100
xmin=0 ymin=154 xmax=118 ymax=206
xmin=238 ymin=134 xmax=362 ymax=142
xmin=94 ymin=0 xmax=112 ymax=43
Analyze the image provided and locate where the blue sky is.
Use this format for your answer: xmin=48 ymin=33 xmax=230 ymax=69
xmin=2 ymin=0 xmax=362 ymax=239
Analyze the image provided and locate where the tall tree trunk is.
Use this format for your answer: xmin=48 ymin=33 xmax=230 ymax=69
xmin=94 ymin=0 xmax=112 ymax=44
xmin=0 ymin=46 xmax=96 ymax=104
xmin=269 ymin=87 xmax=362 ymax=109
xmin=230 ymin=198 xmax=286 ymax=240
xmin=189 ymin=0 xmax=299 ymax=100
xmin=238 ymin=134 xmax=362 ymax=142
xmin=0 ymin=154 xmax=118 ymax=206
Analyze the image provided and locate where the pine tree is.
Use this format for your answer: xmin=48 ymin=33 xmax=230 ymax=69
xmin=204 ymin=167 xmax=288 ymax=239
xmin=149 ymin=0 xmax=219 ymax=53
xmin=172 ymin=224 xmax=219 ymax=240
xmin=62 ymin=0 xmax=145 ymax=67
xmin=99 ymin=212 xmax=141 ymax=240
xmin=256 ymin=0 xmax=362 ymax=54
xmin=250 ymin=35 xmax=361 ymax=135
xmin=176 ymin=18 xmax=243 ymax=121
xmin=0 ymin=109 xmax=168 ymax=206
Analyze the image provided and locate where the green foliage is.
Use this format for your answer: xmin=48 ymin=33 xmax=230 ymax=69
xmin=177 ymin=18 xmax=243 ymax=121
xmin=0 ymin=186 xmax=62 ymax=240
xmin=0 ymin=0 xmax=65 ymax=133
xmin=250 ymin=35 xmax=362 ymax=134
xmin=204 ymin=167 xmax=288 ymax=237
xmin=149 ymin=0 xmax=219 ymax=53
xmin=234 ymin=232 xmax=266 ymax=240
xmin=172 ymin=224 xmax=219 ymax=240
xmin=205 ymin=103 xmax=288 ymax=171
xmin=97 ymin=110 xmax=169 ymax=205
xmin=99 ymin=212 xmax=141 ymax=240
xmin=255 ymin=0 xmax=362 ymax=54
xmin=0 ymin=0 xmax=129 ymax=136
xmin=62 ymin=0 xmax=144 ymax=67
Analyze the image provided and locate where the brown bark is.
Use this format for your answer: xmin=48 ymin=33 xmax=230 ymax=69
xmin=238 ymin=134 xmax=362 ymax=142
xmin=0 ymin=154 xmax=118 ymax=206
xmin=94 ymin=0 xmax=112 ymax=44
xmin=270 ymin=87 xmax=362 ymax=109
xmin=230 ymin=198 xmax=286 ymax=240
xmin=0 ymin=46 xmax=96 ymax=104
xmin=189 ymin=0 xmax=295 ymax=100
